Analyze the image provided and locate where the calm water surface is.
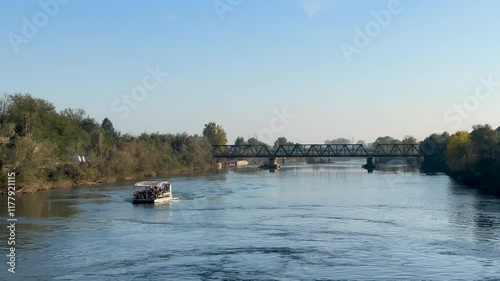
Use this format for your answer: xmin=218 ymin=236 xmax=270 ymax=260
xmin=1 ymin=160 xmax=500 ymax=280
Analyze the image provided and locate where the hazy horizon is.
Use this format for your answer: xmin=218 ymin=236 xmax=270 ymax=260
xmin=1 ymin=0 xmax=499 ymax=144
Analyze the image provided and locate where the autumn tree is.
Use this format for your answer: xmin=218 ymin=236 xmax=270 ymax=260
xmin=202 ymin=122 xmax=227 ymax=145
xmin=445 ymin=131 xmax=472 ymax=171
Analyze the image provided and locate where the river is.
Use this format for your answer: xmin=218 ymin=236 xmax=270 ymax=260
xmin=1 ymin=160 xmax=500 ymax=280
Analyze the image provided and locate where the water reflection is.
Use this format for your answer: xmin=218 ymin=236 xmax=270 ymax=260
xmin=473 ymin=198 xmax=500 ymax=245
xmin=0 ymin=190 xmax=80 ymax=219
xmin=447 ymin=180 xmax=500 ymax=245
xmin=0 ymin=189 xmax=88 ymax=253
xmin=376 ymin=165 xmax=419 ymax=173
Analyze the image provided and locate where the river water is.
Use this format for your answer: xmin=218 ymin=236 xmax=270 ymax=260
xmin=1 ymin=160 xmax=500 ymax=280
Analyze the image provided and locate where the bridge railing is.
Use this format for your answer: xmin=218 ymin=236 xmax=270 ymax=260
xmin=212 ymin=144 xmax=423 ymax=158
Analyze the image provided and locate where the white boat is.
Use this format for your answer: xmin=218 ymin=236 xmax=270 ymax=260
xmin=132 ymin=181 xmax=172 ymax=204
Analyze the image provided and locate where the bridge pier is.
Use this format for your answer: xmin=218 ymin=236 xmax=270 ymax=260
xmin=269 ymin=157 xmax=279 ymax=169
xmin=362 ymin=157 xmax=378 ymax=173
xmin=257 ymin=157 xmax=280 ymax=170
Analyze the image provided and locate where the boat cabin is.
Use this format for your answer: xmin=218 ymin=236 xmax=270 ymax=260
xmin=132 ymin=181 xmax=172 ymax=203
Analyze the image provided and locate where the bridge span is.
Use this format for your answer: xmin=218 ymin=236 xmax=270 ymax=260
xmin=212 ymin=144 xmax=423 ymax=158
xmin=212 ymin=143 xmax=426 ymax=171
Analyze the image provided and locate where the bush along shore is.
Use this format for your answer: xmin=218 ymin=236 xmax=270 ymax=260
xmin=0 ymin=94 xmax=231 ymax=193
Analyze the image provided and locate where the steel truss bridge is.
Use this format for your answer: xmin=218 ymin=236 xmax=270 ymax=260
xmin=212 ymin=144 xmax=425 ymax=159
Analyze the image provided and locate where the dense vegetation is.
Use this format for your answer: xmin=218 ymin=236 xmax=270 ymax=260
xmin=0 ymin=93 xmax=225 ymax=192
xmin=421 ymin=125 xmax=500 ymax=196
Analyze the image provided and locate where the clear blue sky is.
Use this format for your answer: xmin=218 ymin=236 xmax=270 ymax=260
xmin=1 ymin=0 xmax=499 ymax=144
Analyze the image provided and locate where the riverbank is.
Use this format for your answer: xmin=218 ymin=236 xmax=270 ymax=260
xmin=446 ymin=170 xmax=500 ymax=197
xmin=0 ymin=166 xmax=214 ymax=195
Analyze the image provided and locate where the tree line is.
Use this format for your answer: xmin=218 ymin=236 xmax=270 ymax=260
xmin=0 ymin=93 xmax=226 ymax=192
xmin=420 ymin=125 xmax=500 ymax=195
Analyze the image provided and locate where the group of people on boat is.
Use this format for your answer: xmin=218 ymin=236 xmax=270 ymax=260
xmin=133 ymin=186 xmax=169 ymax=200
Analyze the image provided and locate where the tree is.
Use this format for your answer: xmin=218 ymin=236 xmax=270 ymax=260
xmin=247 ymin=137 xmax=266 ymax=146
xmin=419 ymin=132 xmax=450 ymax=172
xmin=469 ymin=124 xmax=499 ymax=171
xmin=373 ymin=136 xmax=401 ymax=146
xmin=402 ymin=135 xmax=417 ymax=144
xmin=90 ymin=130 xmax=111 ymax=161
xmin=420 ymin=132 xmax=449 ymax=157
xmin=101 ymin=118 xmax=118 ymax=138
xmin=11 ymin=137 xmax=54 ymax=183
xmin=81 ymin=118 xmax=99 ymax=134
xmin=235 ymin=137 xmax=247 ymax=146
xmin=445 ymin=131 xmax=472 ymax=171
xmin=60 ymin=108 xmax=86 ymax=123
xmin=325 ymin=138 xmax=350 ymax=144
xmin=202 ymin=122 xmax=227 ymax=145
xmin=356 ymin=140 xmax=366 ymax=146
xmin=0 ymin=94 xmax=11 ymax=125
xmin=273 ymin=137 xmax=293 ymax=148
xmin=7 ymin=93 xmax=57 ymax=137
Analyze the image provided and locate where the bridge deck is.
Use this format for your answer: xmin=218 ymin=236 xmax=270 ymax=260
xmin=212 ymin=144 xmax=423 ymax=158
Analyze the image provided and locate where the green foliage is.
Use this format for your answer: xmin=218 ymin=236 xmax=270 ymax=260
xmin=11 ymin=137 xmax=55 ymax=183
xmin=273 ymin=137 xmax=294 ymax=148
xmin=247 ymin=137 xmax=266 ymax=146
xmin=235 ymin=137 xmax=247 ymax=146
xmin=356 ymin=140 xmax=366 ymax=146
xmin=0 ymin=93 xmax=216 ymax=190
xmin=60 ymin=108 xmax=86 ymax=123
xmin=422 ymin=125 xmax=500 ymax=195
xmin=6 ymin=93 xmax=57 ymax=138
xmin=202 ymin=122 xmax=227 ymax=145
xmin=445 ymin=131 xmax=472 ymax=171
xmin=402 ymin=135 xmax=417 ymax=144
xmin=420 ymin=132 xmax=450 ymax=172
xmin=469 ymin=125 xmax=499 ymax=181
xmin=101 ymin=117 xmax=119 ymax=140
xmin=373 ymin=136 xmax=400 ymax=145
xmin=325 ymin=138 xmax=351 ymax=144
xmin=470 ymin=125 xmax=498 ymax=164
